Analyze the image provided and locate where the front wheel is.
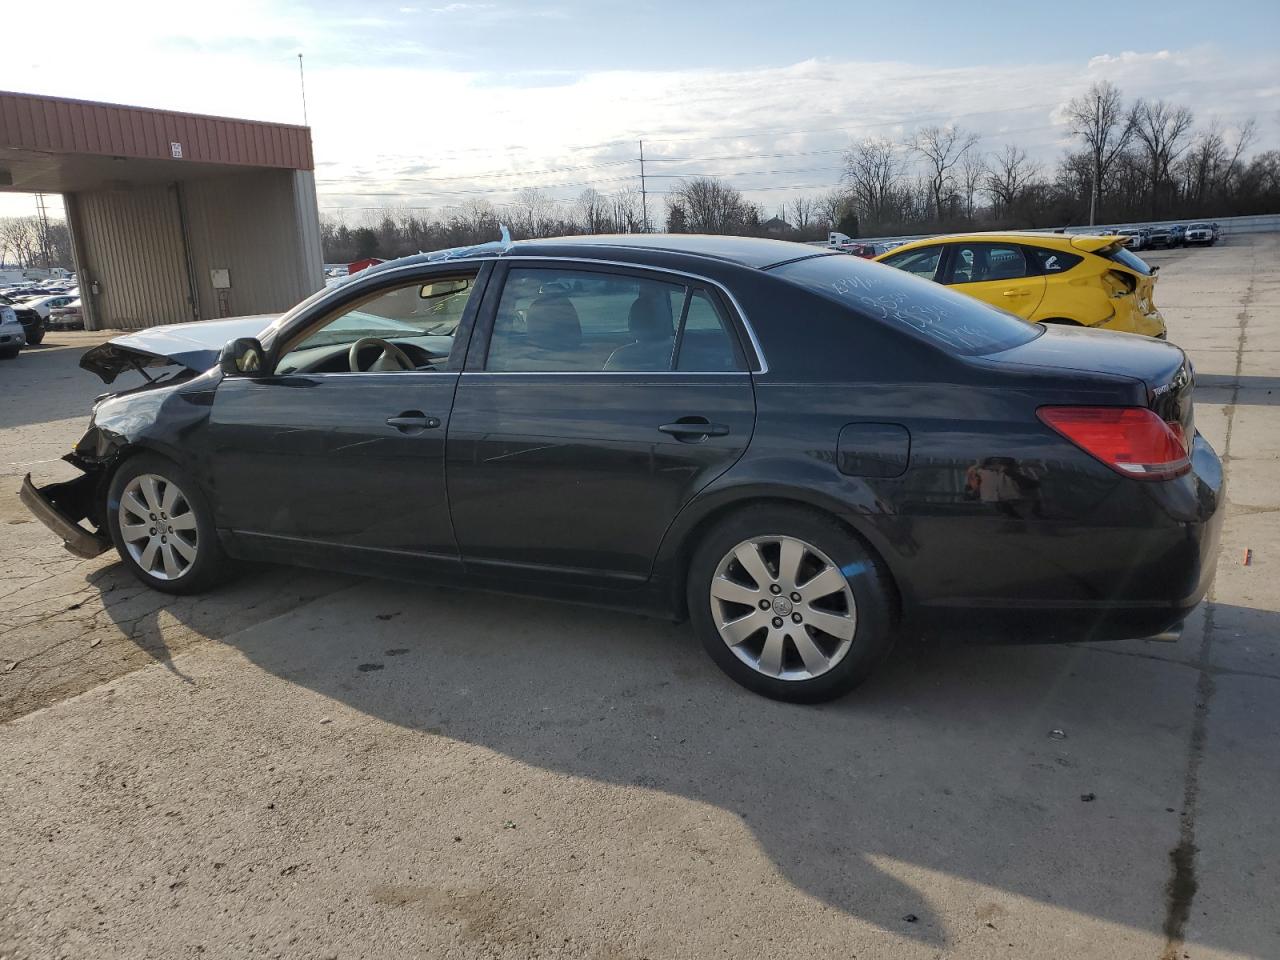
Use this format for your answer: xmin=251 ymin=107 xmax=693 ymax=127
xmin=26 ymin=324 xmax=45 ymax=345
xmin=106 ymin=454 xmax=229 ymax=594
xmin=687 ymin=505 xmax=896 ymax=703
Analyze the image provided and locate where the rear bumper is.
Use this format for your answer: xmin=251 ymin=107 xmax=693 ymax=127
xmin=903 ymin=434 xmax=1225 ymax=643
xmin=19 ymin=473 xmax=110 ymax=559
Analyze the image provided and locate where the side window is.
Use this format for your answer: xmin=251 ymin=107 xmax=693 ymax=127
xmin=278 ymin=275 xmax=476 ymax=374
xmin=880 ymin=247 xmax=942 ymax=280
xmin=945 ymin=244 xmax=1028 ymax=284
xmin=1028 ymin=247 xmax=1082 ymax=274
xmin=675 ymin=289 xmax=746 ymax=372
xmin=485 ymin=268 xmax=683 ymax=372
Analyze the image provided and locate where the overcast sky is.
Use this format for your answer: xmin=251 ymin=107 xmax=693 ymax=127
xmin=1 ymin=0 xmax=1277 ymax=221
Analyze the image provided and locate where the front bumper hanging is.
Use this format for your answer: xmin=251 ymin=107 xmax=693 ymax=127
xmin=19 ymin=473 xmax=111 ymax=559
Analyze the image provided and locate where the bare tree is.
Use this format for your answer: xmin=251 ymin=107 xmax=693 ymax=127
xmin=1064 ymin=81 xmax=1135 ymax=224
xmin=575 ymin=188 xmax=609 ymax=234
xmin=669 ymin=177 xmax=749 ymax=234
xmin=907 ymin=125 xmax=979 ymax=220
xmin=960 ymin=151 xmax=987 ymax=220
xmin=816 ymin=188 xmax=849 ymax=231
xmin=984 ymin=145 xmax=1041 ymax=217
xmin=787 ymin=195 xmax=815 ymax=232
xmin=513 ymin=187 xmax=556 ymax=238
xmin=0 ymin=217 xmax=40 ymax=266
xmin=1130 ymin=99 xmax=1195 ymax=216
xmin=841 ymin=137 xmax=903 ymax=228
xmin=609 ymin=186 xmax=645 ymax=233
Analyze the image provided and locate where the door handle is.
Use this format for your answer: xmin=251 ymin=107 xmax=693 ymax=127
xmin=386 ymin=411 xmax=440 ymax=432
xmin=1001 ymin=289 xmax=1026 ymax=297
xmin=659 ymin=417 xmax=730 ymax=441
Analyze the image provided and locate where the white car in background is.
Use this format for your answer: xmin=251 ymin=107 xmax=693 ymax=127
xmin=17 ymin=294 xmax=78 ymax=319
xmin=1185 ymin=223 xmax=1216 ymax=246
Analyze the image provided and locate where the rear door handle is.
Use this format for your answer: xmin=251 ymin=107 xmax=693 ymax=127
xmin=386 ymin=411 xmax=440 ymax=432
xmin=1001 ymin=289 xmax=1027 ymax=297
xmin=659 ymin=418 xmax=730 ymax=441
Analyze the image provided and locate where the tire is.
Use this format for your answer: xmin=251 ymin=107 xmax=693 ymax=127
xmin=0 ymin=345 xmax=18 ymax=360
xmin=106 ymin=453 xmax=229 ymax=594
xmin=27 ymin=325 xmax=44 ymax=345
xmin=687 ymin=504 xmax=896 ymax=703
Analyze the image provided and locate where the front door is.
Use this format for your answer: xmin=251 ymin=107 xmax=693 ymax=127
xmin=447 ymin=262 xmax=757 ymax=584
xmin=942 ymin=241 xmax=1046 ymax=319
xmin=209 ymin=266 xmax=485 ymax=574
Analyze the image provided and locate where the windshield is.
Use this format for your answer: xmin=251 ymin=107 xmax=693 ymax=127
xmin=1104 ymin=246 xmax=1153 ymax=276
xmin=774 ymin=254 xmax=1040 ymax=356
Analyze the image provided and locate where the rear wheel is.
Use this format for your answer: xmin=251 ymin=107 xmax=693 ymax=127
xmin=26 ymin=323 xmax=45 ymax=345
xmin=687 ymin=505 xmax=895 ymax=703
xmin=106 ymin=454 xmax=229 ymax=594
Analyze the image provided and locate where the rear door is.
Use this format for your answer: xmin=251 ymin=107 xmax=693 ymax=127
xmin=941 ymin=241 xmax=1046 ymax=319
xmin=446 ymin=261 xmax=757 ymax=585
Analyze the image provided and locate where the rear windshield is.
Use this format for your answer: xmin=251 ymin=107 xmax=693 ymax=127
xmin=772 ymin=254 xmax=1040 ymax=356
xmin=1104 ymin=246 xmax=1153 ymax=275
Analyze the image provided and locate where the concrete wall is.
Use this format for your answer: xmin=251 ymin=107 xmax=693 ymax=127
xmin=68 ymin=169 xmax=324 ymax=331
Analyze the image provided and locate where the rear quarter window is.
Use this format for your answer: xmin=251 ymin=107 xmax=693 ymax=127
xmin=773 ymin=254 xmax=1041 ymax=356
xmin=1029 ymin=247 xmax=1082 ymax=274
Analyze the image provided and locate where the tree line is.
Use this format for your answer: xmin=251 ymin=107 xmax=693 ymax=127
xmin=322 ymin=81 xmax=1278 ymax=262
xmin=0 ymin=216 xmax=73 ymax=270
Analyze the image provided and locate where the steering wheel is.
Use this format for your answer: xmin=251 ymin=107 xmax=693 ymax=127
xmin=348 ymin=337 xmax=415 ymax=372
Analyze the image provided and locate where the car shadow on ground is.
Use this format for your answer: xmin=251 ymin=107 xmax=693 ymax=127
xmin=91 ymin=566 xmax=1279 ymax=954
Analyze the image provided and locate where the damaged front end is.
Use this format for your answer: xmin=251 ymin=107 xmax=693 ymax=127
xmin=23 ymin=316 xmax=270 ymax=559
xmin=22 ymin=411 xmax=153 ymax=559
xmin=19 ymin=469 xmax=111 ymax=558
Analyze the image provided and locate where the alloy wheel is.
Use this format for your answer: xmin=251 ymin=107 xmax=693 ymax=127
xmin=118 ymin=473 xmax=199 ymax=581
xmin=709 ymin=535 xmax=857 ymax=681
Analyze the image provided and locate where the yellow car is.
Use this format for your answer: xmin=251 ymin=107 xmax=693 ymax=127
xmin=873 ymin=232 xmax=1166 ymax=338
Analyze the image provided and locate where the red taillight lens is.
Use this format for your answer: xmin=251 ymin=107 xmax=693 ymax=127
xmin=1037 ymin=406 xmax=1190 ymax=480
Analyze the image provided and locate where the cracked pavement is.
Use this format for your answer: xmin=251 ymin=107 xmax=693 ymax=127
xmin=2 ymin=238 xmax=1278 ymax=959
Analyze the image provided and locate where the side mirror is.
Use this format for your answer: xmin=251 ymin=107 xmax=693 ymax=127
xmin=219 ymin=337 xmax=266 ymax=377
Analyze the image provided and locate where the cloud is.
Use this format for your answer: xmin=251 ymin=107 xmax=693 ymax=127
xmin=0 ymin=7 xmax=1275 ymax=222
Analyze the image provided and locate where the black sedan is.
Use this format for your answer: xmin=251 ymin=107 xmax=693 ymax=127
xmin=21 ymin=234 xmax=1223 ymax=702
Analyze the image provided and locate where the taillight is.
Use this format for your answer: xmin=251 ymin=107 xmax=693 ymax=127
xmin=1038 ymin=406 xmax=1190 ymax=480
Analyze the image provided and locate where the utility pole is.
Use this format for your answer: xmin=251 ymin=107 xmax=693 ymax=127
xmin=638 ymin=139 xmax=648 ymax=233
xmin=298 ymin=53 xmax=309 ymax=127
xmin=34 ymin=192 xmax=52 ymax=269
xmin=1088 ymin=91 xmax=1100 ymax=227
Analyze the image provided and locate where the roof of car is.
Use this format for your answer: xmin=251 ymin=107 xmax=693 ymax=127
xmin=875 ymin=231 xmax=1124 ymax=260
xmin=361 ymin=234 xmax=833 ymax=278
xmin=506 ymin=234 xmax=829 ymax=269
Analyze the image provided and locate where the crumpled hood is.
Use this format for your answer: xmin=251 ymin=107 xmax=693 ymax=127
xmin=80 ymin=315 xmax=279 ymax=383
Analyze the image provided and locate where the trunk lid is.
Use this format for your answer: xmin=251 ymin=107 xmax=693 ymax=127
xmin=80 ymin=314 xmax=278 ymax=383
xmin=985 ymin=324 xmax=1194 ymax=443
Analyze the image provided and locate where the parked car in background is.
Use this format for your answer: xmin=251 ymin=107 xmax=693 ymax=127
xmin=21 ymin=234 xmax=1221 ymax=702
xmin=1168 ymin=224 xmax=1187 ymax=247
xmin=1145 ymin=225 xmax=1174 ymax=249
xmin=1186 ymin=223 xmax=1216 ymax=246
xmin=836 ymin=241 xmax=879 ymax=258
xmin=21 ymin=294 xmax=77 ymax=319
xmin=1116 ymin=227 xmax=1149 ymax=250
xmin=874 ymin=232 xmax=1166 ymax=338
xmin=0 ymin=292 xmax=43 ymax=345
xmin=0 ymin=299 xmax=25 ymax=358
xmin=47 ymin=298 xmax=84 ymax=330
